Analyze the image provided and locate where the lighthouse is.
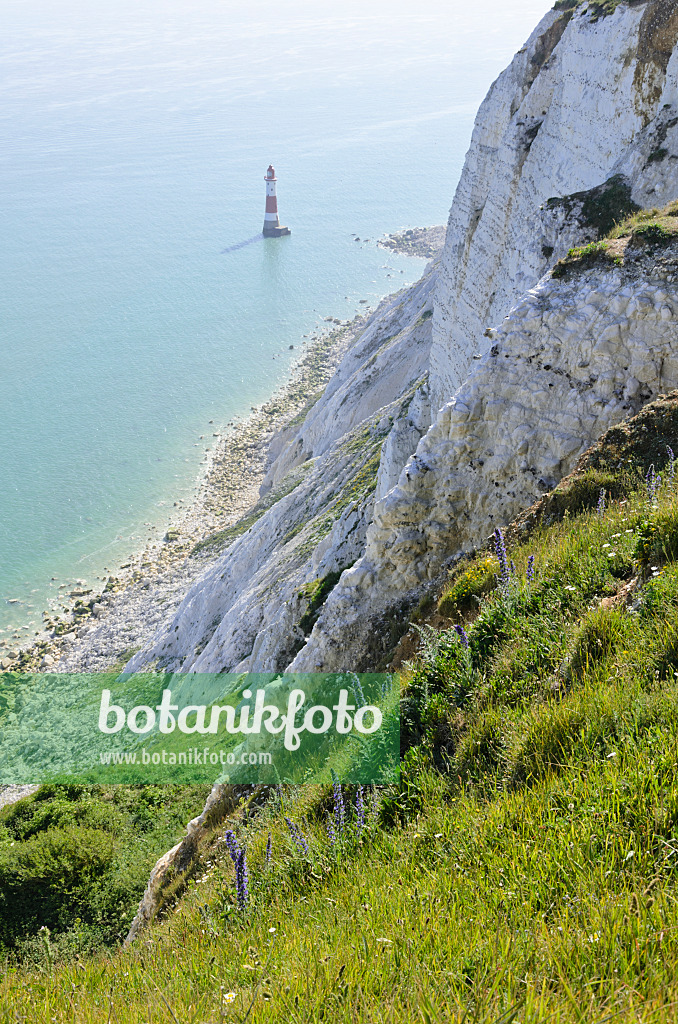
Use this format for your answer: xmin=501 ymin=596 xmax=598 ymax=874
xmin=263 ymin=165 xmax=291 ymax=237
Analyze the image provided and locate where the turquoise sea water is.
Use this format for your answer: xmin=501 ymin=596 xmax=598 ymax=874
xmin=0 ymin=0 xmax=552 ymax=639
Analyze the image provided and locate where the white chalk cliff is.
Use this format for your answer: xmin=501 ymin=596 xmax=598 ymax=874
xmin=128 ymin=0 xmax=678 ymax=677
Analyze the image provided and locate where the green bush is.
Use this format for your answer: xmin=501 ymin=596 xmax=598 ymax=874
xmin=0 ymin=785 xmax=209 ymax=958
xmin=0 ymin=826 xmax=115 ymax=945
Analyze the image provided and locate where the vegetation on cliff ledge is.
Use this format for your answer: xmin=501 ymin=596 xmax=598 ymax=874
xmin=552 ymin=198 xmax=678 ymax=278
xmin=553 ymin=0 xmax=628 ymax=20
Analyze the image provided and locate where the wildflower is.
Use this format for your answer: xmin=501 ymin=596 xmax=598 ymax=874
xmin=326 ymin=814 xmax=337 ymax=845
xmin=355 ymin=784 xmax=365 ymax=837
xmin=668 ymin=445 xmax=676 ymax=480
xmin=351 ymin=673 xmax=367 ymax=708
xmin=453 ymin=624 xmax=469 ymax=649
xmin=646 ymin=464 xmax=661 ymax=503
xmin=526 ymin=554 xmax=535 ymax=583
xmin=224 ymin=830 xmax=240 ymax=865
xmin=331 ymin=770 xmax=345 ymax=837
xmin=369 ymin=786 xmax=380 ymax=829
xmin=223 ymin=991 xmax=237 ymax=1004
xmin=235 ymin=848 xmax=249 ymax=909
xmin=265 ymin=832 xmax=272 ymax=866
xmin=285 ymin=817 xmax=309 ymax=857
xmin=597 ymin=488 xmax=606 ymax=516
xmin=493 ymin=527 xmax=511 ymax=592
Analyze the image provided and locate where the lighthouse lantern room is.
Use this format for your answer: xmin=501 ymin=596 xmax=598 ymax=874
xmin=263 ymin=165 xmax=291 ymax=237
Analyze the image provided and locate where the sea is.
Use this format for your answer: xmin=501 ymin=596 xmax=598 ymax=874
xmin=0 ymin=0 xmax=552 ymax=641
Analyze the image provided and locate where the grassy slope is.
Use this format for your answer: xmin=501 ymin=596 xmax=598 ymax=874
xmin=4 ymin=396 xmax=678 ymax=1021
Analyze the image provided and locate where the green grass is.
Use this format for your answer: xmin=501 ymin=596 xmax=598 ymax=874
xmin=5 ymin=409 xmax=678 ymax=1019
xmin=298 ymin=569 xmax=349 ymax=635
xmin=552 ymin=240 xmax=622 ymax=278
xmin=551 ymin=199 xmax=678 ymax=278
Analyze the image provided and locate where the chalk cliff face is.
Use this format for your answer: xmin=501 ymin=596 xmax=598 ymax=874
xmin=125 ymin=270 xmax=436 ymax=674
xmin=129 ymin=0 xmax=678 ymax=677
xmin=431 ymin=0 xmax=678 ymax=413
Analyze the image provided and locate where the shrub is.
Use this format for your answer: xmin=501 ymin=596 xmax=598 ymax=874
xmin=0 ymin=785 xmax=209 ymax=957
xmin=0 ymin=827 xmax=115 ymax=946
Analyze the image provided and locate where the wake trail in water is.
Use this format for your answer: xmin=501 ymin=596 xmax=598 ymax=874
xmin=221 ymin=233 xmax=264 ymax=254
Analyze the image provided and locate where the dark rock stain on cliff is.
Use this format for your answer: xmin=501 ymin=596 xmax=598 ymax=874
xmin=633 ymin=0 xmax=678 ymax=121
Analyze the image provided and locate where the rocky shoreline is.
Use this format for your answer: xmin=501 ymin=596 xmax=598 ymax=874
xmin=378 ymin=225 xmax=445 ymax=260
xmin=13 ymin=312 xmax=371 ymax=675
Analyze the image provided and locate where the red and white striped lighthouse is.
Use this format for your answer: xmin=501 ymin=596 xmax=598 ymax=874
xmin=263 ymin=165 xmax=291 ymax=237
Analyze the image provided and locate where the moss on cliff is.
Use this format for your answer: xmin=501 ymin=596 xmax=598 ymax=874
xmin=546 ymin=174 xmax=640 ymax=239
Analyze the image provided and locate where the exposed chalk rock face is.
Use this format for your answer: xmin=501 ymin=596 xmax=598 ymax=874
xmin=289 ymin=243 xmax=678 ymax=671
xmin=374 ymin=382 xmax=431 ymax=504
xmin=125 ymin=270 xmax=436 ymax=674
xmin=430 ymin=0 xmax=678 ymax=415
xmin=262 ymin=270 xmax=436 ymax=492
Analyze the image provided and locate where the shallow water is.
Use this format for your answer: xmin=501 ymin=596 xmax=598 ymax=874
xmin=0 ymin=0 xmax=551 ymax=639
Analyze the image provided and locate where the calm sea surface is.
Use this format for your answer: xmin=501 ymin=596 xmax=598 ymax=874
xmin=0 ymin=0 xmax=551 ymax=638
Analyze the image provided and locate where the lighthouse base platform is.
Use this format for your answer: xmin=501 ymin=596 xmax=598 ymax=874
xmin=263 ymin=225 xmax=291 ymax=238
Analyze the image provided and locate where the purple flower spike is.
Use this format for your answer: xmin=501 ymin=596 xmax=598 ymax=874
xmin=454 ymin=624 xmax=469 ymax=650
xmin=667 ymin=446 xmax=675 ymax=480
xmin=597 ymin=488 xmax=606 ymax=516
xmin=235 ymin=847 xmax=249 ymax=909
xmin=332 ymin=774 xmax=345 ymax=838
xmin=285 ymin=817 xmax=309 ymax=857
xmin=646 ymin=465 xmax=660 ymax=503
xmin=356 ymin=784 xmax=364 ymax=836
xmin=351 ymin=674 xmax=367 ymax=708
xmin=526 ymin=554 xmax=535 ymax=583
xmin=224 ymin=830 xmax=240 ymax=865
xmin=265 ymin=832 xmax=272 ymax=866
xmin=493 ymin=527 xmax=511 ymax=592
